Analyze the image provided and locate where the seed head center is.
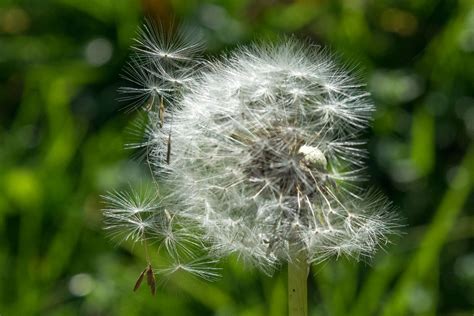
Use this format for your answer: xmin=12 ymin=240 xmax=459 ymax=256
xmin=298 ymin=145 xmax=327 ymax=170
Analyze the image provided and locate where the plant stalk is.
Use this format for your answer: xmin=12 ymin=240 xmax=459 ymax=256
xmin=288 ymin=251 xmax=309 ymax=316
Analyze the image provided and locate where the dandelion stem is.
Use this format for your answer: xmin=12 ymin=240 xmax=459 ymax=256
xmin=288 ymin=250 xmax=309 ymax=316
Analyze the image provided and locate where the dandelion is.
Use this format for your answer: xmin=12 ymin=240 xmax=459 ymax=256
xmin=103 ymin=20 xmax=398 ymax=316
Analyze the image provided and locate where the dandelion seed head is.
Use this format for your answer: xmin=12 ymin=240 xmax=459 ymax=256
xmin=104 ymin=22 xmax=398 ymax=279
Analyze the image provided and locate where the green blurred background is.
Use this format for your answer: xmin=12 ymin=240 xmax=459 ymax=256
xmin=0 ymin=0 xmax=473 ymax=315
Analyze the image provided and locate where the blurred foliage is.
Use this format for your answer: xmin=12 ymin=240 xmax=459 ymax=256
xmin=0 ymin=0 xmax=473 ymax=315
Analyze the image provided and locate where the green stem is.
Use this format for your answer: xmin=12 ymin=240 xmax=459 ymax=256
xmin=288 ymin=252 xmax=309 ymax=316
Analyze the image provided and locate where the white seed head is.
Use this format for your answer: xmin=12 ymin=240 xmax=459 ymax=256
xmin=104 ymin=25 xmax=398 ymax=279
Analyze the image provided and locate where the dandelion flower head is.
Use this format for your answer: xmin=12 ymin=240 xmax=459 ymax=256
xmin=104 ymin=21 xmax=397 ymax=277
